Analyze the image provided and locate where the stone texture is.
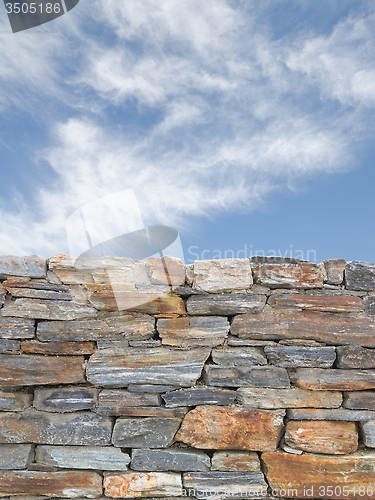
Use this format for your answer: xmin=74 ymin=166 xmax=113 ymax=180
xmin=5 ymin=287 xmax=73 ymax=301
xmin=262 ymin=451 xmax=375 ymax=499
xmin=33 ymin=387 xmax=98 ymax=412
xmin=252 ymin=262 xmax=324 ymax=288
xmin=162 ymin=388 xmax=236 ymax=407
xmin=193 ymin=259 xmax=253 ymax=293
xmin=227 ymin=338 xmax=277 ymax=347
xmin=361 ymin=420 xmax=375 ymax=448
xmin=146 ymin=256 xmax=185 ymax=286
xmin=211 ymin=347 xmax=267 ymax=366
xmin=104 ymin=472 xmax=182 ymax=498
xmin=0 ymin=317 xmax=35 ymax=339
xmin=131 ymin=447 xmax=210 ymax=472
xmin=0 ymin=390 xmax=32 ymax=411
xmin=176 ymin=406 xmax=285 ymax=451
xmin=21 ymin=341 xmax=95 ymax=355
xmin=112 ymin=417 xmax=181 ymax=448
xmin=0 ymin=339 xmax=20 ymax=353
xmin=264 ymin=346 xmax=336 ymax=368
xmin=0 ymin=410 xmax=111 ymax=445
xmin=204 ymin=365 xmax=290 ymax=388
xmin=237 ymin=388 xmax=342 ymax=409
xmin=0 ymin=444 xmax=34 ymax=469
xmin=36 ymin=445 xmax=130 ymax=470
xmin=211 ymin=451 xmax=261 ymax=472
xmin=87 ymin=347 xmax=210 ymax=387
xmin=344 ymin=391 xmax=375 ymax=410
xmin=96 ymin=390 xmax=161 ymax=415
xmin=157 ymin=317 xmax=229 ymax=348
xmin=0 ymin=255 xmax=46 ymax=278
xmin=287 ymin=408 xmax=375 ymax=421
xmin=336 ymin=345 xmax=375 ymax=369
xmin=128 ymin=384 xmax=178 ymax=393
xmin=97 ymin=406 xmax=188 ymax=418
xmin=186 ymin=294 xmax=265 ymax=316
xmin=0 ymin=355 xmax=85 ymax=387
xmin=1 ymin=298 xmax=97 ymax=320
xmin=346 ymin=261 xmax=375 ymax=291
xmin=293 ymin=368 xmax=375 ymax=390
xmin=284 ymin=420 xmax=358 ymax=454
xmin=269 ymin=293 xmax=363 ymax=312
xmin=323 ymin=259 xmax=346 ymax=285
xmin=365 ymin=296 xmax=375 ymax=315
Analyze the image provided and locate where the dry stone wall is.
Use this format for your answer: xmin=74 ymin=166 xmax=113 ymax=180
xmin=0 ymin=254 xmax=375 ymax=498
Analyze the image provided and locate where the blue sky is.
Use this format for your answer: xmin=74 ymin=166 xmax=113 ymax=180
xmin=0 ymin=0 xmax=375 ymax=264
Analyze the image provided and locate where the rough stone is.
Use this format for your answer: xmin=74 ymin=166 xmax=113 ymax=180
xmin=237 ymin=388 xmax=342 ymax=409
xmin=1 ymin=298 xmax=97 ymax=320
xmin=5 ymin=287 xmax=73 ymax=301
xmin=146 ymin=256 xmax=185 ymax=286
xmin=0 ymin=255 xmax=46 ymax=279
xmin=131 ymin=447 xmax=210 ymax=472
xmin=33 ymin=387 xmax=98 ymax=412
xmin=345 ymin=261 xmax=375 ymax=291
xmin=361 ymin=420 xmax=375 ymax=448
xmin=193 ymin=259 xmax=253 ymax=293
xmin=96 ymin=390 xmax=161 ymax=415
xmin=97 ymin=340 xmax=129 ymax=349
xmin=287 ymin=408 xmax=375 ymax=421
xmin=293 ymin=368 xmax=375 ymax=391
xmin=0 ymin=444 xmax=34 ymax=469
xmin=176 ymin=406 xmax=285 ymax=451
xmin=0 ymin=339 xmax=20 ymax=353
xmin=186 ymin=294 xmax=265 ymax=316
xmin=87 ymin=347 xmax=210 ymax=387
xmin=0 ymin=355 xmax=85 ymax=387
xmin=112 ymin=417 xmax=181 ymax=448
xmin=2 ymin=278 xmax=70 ymax=292
xmin=344 ymin=391 xmax=375 ymax=410
xmin=268 ymin=293 xmax=363 ymax=312
xmin=104 ymin=472 xmax=182 ymax=498
xmin=323 ymin=259 xmax=346 ymax=285
xmin=211 ymin=451 xmax=261 ymax=472
xmin=162 ymin=388 xmax=236 ymax=407
xmin=336 ymin=345 xmax=375 ymax=369
xmin=211 ymin=347 xmax=267 ymax=366
xmin=0 ymin=317 xmax=35 ymax=339
xmin=36 ymin=445 xmax=130 ymax=470
xmin=97 ymin=406 xmax=188 ymax=418
xmin=284 ymin=420 xmax=358 ymax=454
xmin=365 ymin=296 xmax=375 ymax=315
xmin=129 ymin=339 xmax=161 ymax=347
xmin=264 ymin=346 xmax=336 ymax=368
xmin=128 ymin=384 xmax=178 ymax=393
xmin=227 ymin=339 xmax=277 ymax=347
xmin=0 ymin=410 xmax=112 ymax=445
xmin=157 ymin=317 xmax=229 ymax=348
xmin=0 ymin=391 xmax=32 ymax=411
xmin=21 ymin=341 xmax=95 ymax=355
xmin=252 ymin=262 xmax=324 ymax=288
xmin=204 ymin=365 xmax=290 ymax=388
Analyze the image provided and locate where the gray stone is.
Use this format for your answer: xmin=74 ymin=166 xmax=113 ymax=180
xmin=0 ymin=255 xmax=46 ymax=278
xmin=237 ymin=388 xmax=342 ymax=409
xmin=365 ymin=296 xmax=375 ymax=316
xmin=129 ymin=340 xmax=161 ymax=347
xmin=97 ymin=340 xmax=129 ymax=349
xmin=96 ymin=390 xmax=161 ymax=415
xmin=336 ymin=345 xmax=375 ymax=369
xmin=162 ymin=388 xmax=236 ymax=407
xmin=36 ymin=445 xmax=130 ymax=470
xmin=323 ymin=259 xmax=345 ymax=285
xmin=157 ymin=317 xmax=229 ymax=348
xmin=33 ymin=387 xmax=98 ymax=412
xmin=0 ymin=444 xmax=34 ymax=469
xmin=0 ymin=318 xmax=35 ymax=339
xmin=0 ymin=390 xmax=32 ymax=411
xmin=344 ymin=391 xmax=375 ymax=410
xmin=97 ymin=406 xmax=188 ymax=418
xmin=361 ymin=420 xmax=375 ymax=448
xmin=211 ymin=451 xmax=261 ymax=472
xmin=293 ymin=368 xmax=375 ymax=391
xmin=287 ymin=408 xmax=375 ymax=421
xmin=186 ymin=295 xmax=265 ymax=316
xmin=5 ymin=288 xmax=73 ymax=301
xmin=193 ymin=259 xmax=253 ymax=293
xmin=227 ymin=339 xmax=277 ymax=347
xmin=264 ymin=346 xmax=336 ymax=368
xmin=131 ymin=447 xmax=210 ymax=472
xmin=345 ymin=261 xmax=375 ymax=291
xmin=1 ymin=299 xmax=97 ymax=320
xmin=112 ymin=417 xmax=181 ymax=448
xmin=204 ymin=365 xmax=290 ymax=388
xmin=127 ymin=384 xmax=178 ymax=393
xmin=211 ymin=347 xmax=267 ymax=366
xmin=0 ymin=339 xmax=20 ymax=353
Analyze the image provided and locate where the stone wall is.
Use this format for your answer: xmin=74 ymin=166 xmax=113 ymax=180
xmin=0 ymin=254 xmax=375 ymax=499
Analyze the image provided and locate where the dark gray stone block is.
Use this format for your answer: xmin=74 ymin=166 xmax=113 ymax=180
xmin=131 ymin=447 xmax=210 ymax=471
xmin=186 ymin=294 xmax=265 ymax=316
xmin=112 ymin=417 xmax=181 ymax=448
xmin=0 ymin=339 xmax=20 ymax=353
xmin=0 ymin=318 xmax=35 ymax=339
xmin=204 ymin=365 xmax=290 ymax=388
xmin=361 ymin=420 xmax=375 ymax=448
xmin=0 ymin=390 xmax=32 ymax=411
xmin=163 ymin=388 xmax=236 ymax=407
xmin=211 ymin=347 xmax=267 ymax=366
xmin=264 ymin=346 xmax=336 ymax=368
xmin=33 ymin=387 xmax=98 ymax=412
xmin=336 ymin=345 xmax=375 ymax=369
xmin=0 ymin=444 xmax=34 ymax=469
xmin=345 ymin=261 xmax=375 ymax=291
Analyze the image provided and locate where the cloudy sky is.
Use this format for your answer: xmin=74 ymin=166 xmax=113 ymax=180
xmin=1 ymin=0 xmax=375 ymax=263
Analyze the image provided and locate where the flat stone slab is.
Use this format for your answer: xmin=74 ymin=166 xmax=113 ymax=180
xmin=323 ymin=259 xmax=345 ymax=285
xmin=269 ymin=293 xmax=363 ymax=312
xmin=237 ymin=388 xmax=342 ymax=409
xmin=87 ymin=347 xmax=210 ymax=387
xmin=104 ymin=472 xmax=182 ymax=498
xmin=211 ymin=347 xmax=267 ymax=366
xmin=162 ymin=388 xmax=236 ymax=408
xmin=344 ymin=391 xmax=375 ymax=410
xmin=0 ymin=318 xmax=35 ymax=339
xmin=0 ymin=410 xmax=111 ymax=445
xmin=252 ymin=262 xmax=324 ymax=288
xmin=211 ymin=451 xmax=261 ymax=472
xmin=227 ymin=339 xmax=277 ymax=347
xmin=0 ymin=444 xmax=34 ymax=469
xmin=5 ymin=287 xmax=73 ymax=301
xmin=186 ymin=294 xmax=265 ymax=316
xmin=33 ymin=387 xmax=98 ymax=412
xmin=1 ymin=298 xmax=97 ymax=320
xmin=131 ymin=447 xmax=210 ymax=472
xmin=36 ymin=445 xmax=130 ymax=470
xmin=157 ymin=317 xmax=229 ymax=348
xmin=264 ymin=346 xmax=336 ymax=368
xmin=204 ymin=365 xmax=290 ymax=388
xmin=0 ymin=390 xmax=32 ymax=411
xmin=96 ymin=406 xmax=188 ymax=418
xmin=0 ymin=255 xmax=46 ymax=278
xmin=193 ymin=259 xmax=253 ymax=293
xmin=128 ymin=384 xmax=178 ymax=393
xmin=365 ymin=296 xmax=375 ymax=315
xmin=0 ymin=339 xmax=20 ymax=353
xmin=361 ymin=420 xmax=375 ymax=448
xmin=146 ymin=256 xmax=185 ymax=286
xmin=96 ymin=390 xmax=161 ymax=415
xmin=287 ymin=408 xmax=375 ymax=421
xmin=21 ymin=341 xmax=96 ymax=355
xmin=345 ymin=261 xmax=375 ymax=291
xmin=336 ymin=345 xmax=375 ymax=369
xmin=293 ymin=368 xmax=375 ymax=391
xmin=176 ymin=406 xmax=285 ymax=451
xmin=112 ymin=417 xmax=181 ymax=448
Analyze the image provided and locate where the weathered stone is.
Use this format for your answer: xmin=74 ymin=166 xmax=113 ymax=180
xmin=346 ymin=261 xmax=375 ymax=291
xmin=269 ymin=293 xmax=363 ymax=312
xmin=131 ymin=447 xmax=210 ymax=472
xmin=1 ymin=298 xmax=97 ymax=321
xmin=284 ymin=420 xmax=358 ymax=454
xmin=262 ymin=451 xmax=375 ymax=499
xmin=0 ymin=470 xmax=102 ymax=497
xmin=365 ymin=296 xmax=375 ymax=315
xmin=129 ymin=340 xmax=161 ymax=348
xmin=104 ymin=472 xmax=182 ymax=498
xmin=227 ymin=339 xmax=277 ymax=347
xmin=0 ymin=391 xmax=32 ymax=411
xmin=237 ymin=388 xmax=342 ymax=409
xmin=128 ymin=384 xmax=178 ymax=393
xmin=293 ymin=368 xmax=375 ymax=390
xmin=361 ymin=420 xmax=375 ymax=448
xmin=162 ymin=388 xmax=236 ymax=407
xmin=36 ymin=445 xmax=130 ymax=470
xmin=146 ymin=256 xmax=185 ymax=286
xmin=21 ymin=341 xmax=95 ymax=355
xmin=287 ymin=408 xmax=375 ymax=421
xmin=231 ymin=310 xmax=375 ymax=347
xmin=37 ymin=313 xmax=155 ymax=342
xmin=5 ymin=287 xmax=73 ymax=301
xmin=0 ymin=410 xmax=111 ymax=445
xmin=193 ymin=259 xmax=253 ymax=293
xmin=97 ymin=340 xmax=129 ymax=349
xmin=97 ymin=406 xmax=188 ymax=418
xmin=0 ymin=317 xmax=35 ymax=339
xmin=0 ymin=287 xmax=4 ymax=308
xmin=2 ymin=278 xmax=70 ymax=292
xmin=157 ymin=317 xmax=229 ymax=348
xmin=344 ymin=391 xmax=375 ymax=410
xmin=87 ymin=347 xmax=210 ymax=387
xmin=204 ymin=365 xmax=290 ymax=388
xmin=278 ymin=338 xmax=326 ymax=346
xmin=0 ymin=444 xmax=34 ymax=469
xmin=336 ymin=345 xmax=375 ymax=369
xmin=252 ymin=262 xmax=323 ymax=288
xmin=211 ymin=451 xmax=261 ymax=472
xmin=186 ymin=294 xmax=265 ymax=316
xmin=0 ymin=339 xmax=20 ymax=353
xmin=323 ymin=259 xmax=346 ymax=285
xmin=176 ymin=406 xmax=285 ymax=451
xmin=112 ymin=417 xmax=181 ymax=448
xmin=211 ymin=347 xmax=267 ymax=366
xmin=0 ymin=255 xmax=46 ymax=278
xmin=33 ymin=387 xmax=98 ymax=412
xmin=264 ymin=346 xmax=336 ymax=368
xmin=96 ymin=390 xmax=160 ymax=415
xmin=0 ymin=355 xmax=85 ymax=387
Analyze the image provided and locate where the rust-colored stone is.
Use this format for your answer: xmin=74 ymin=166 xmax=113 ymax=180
xmin=146 ymin=256 xmax=185 ymax=286
xmin=211 ymin=451 xmax=261 ymax=472
xmin=269 ymin=293 xmax=364 ymax=312
xmin=21 ymin=341 xmax=95 ymax=355
xmin=293 ymin=368 xmax=375 ymax=391
xmin=104 ymin=472 xmax=182 ymax=498
xmin=0 ymin=317 xmax=35 ymax=339
xmin=252 ymin=262 xmax=324 ymax=288
xmin=176 ymin=406 xmax=285 ymax=451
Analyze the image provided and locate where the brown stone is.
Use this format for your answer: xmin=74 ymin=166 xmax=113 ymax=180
xmin=293 ymin=368 xmax=375 ymax=391
xmin=193 ymin=259 xmax=253 ymax=293
xmin=0 ymin=355 xmax=85 ymax=387
xmin=0 ymin=317 xmax=35 ymax=339
xmin=146 ymin=256 xmax=185 ymax=286
xmin=211 ymin=451 xmax=261 ymax=472
xmin=252 ymin=262 xmax=324 ymax=288
xmin=336 ymin=345 xmax=375 ymax=369
xmin=104 ymin=472 xmax=182 ymax=498
xmin=284 ymin=420 xmax=358 ymax=454
xmin=237 ymin=388 xmax=342 ymax=409
xmin=176 ymin=406 xmax=285 ymax=451
xmin=186 ymin=294 xmax=266 ymax=316
xmin=21 ymin=341 xmax=95 ymax=355
xmin=95 ymin=390 xmax=160 ymax=415
xmin=157 ymin=317 xmax=229 ymax=348
xmin=344 ymin=391 xmax=375 ymax=410
xmin=323 ymin=259 xmax=346 ymax=285
xmin=262 ymin=451 xmax=375 ymax=499
xmin=1 ymin=298 xmax=97 ymax=320
xmin=269 ymin=293 xmax=364 ymax=312
xmin=0 ymin=391 xmax=32 ymax=411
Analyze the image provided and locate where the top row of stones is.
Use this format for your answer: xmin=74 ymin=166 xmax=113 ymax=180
xmin=1 ymin=255 xmax=375 ymax=292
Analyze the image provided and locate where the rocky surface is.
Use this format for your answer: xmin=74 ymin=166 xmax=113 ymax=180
xmin=0 ymin=317 xmax=35 ymax=339
xmin=287 ymin=408 xmax=375 ymax=421
xmin=211 ymin=347 xmax=267 ymax=365
xmin=21 ymin=340 xmax=96 ymax=355
xmin=33 ymin=387 xmax=98 ymax=412
xmin=323 ymin=259 xmax=345 ymax=284
xmin=252 ymin=262 xmax=324 ymax=288
xmin=268 ymin=293 xmax=363 ymax=312
xmin=131 ymin=447 xmax=210 ymax=472
xmin=211 ymin=451 xmax=261 ymax=472
xmin=162 ymin=388 xmax=236 ymax=407
xmin=204 ymin=365 xmax=290 ymax=388
xmin=237 ymin=388 xmax=342 ymax=409
xmin=1 ymin=298 xmax=97 ymax=320
xmin=112 ymin=417 xmax=181 ymax=448
xmin=264 ymin=345 xmax=336 ymax=367
xmin=0 ymin=444 xmax=34 ymax=469
xmin=193 ymin=259 xmax=253 ymax=292
xmin=146 ymin=256 xmax=185 ymax=286
xmin=361 ymin=420 xmax=375 ymax=448
xmin=0 ymin=391 xmax=32 ymax=411
xmin=96 ymin=389 xmax=161 ymax=415
xmin=0 ymin=256 xmax=46 ymax=278
xmin=293 ymin=368 xmax=375 ymax=390
xmin=336 ymin=345 xmax=375 ymax=369
xmin=104 ymin=472 xmax=183 ymax=498
xmin=343 ymin=391 xmax=375 ymax=410
xmin=186 ymin=294 xmax=265 ymax=316
xmin=345 ymin=261 xmax=375 ymax=291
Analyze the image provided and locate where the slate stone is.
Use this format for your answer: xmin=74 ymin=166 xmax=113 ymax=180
xmin=345 ymin=261 xmax=375 ymax=291
xmin=344 ymin=391 xmax=375 ymax=410
xmin=237 ymin=388 xmax=342 ymax=409
xmin=268 ymin=293 xmax=364 ymax=312
xmin=0 ymin=255 xmax=46 ymax=278
xmin=204 ymin=365 xmax=290 ymax=388
xmin=0 ymin=410 xmax=112 ymax=445
xmin=193 ymin=259 xmax=253 ymax=293
xmin=336 ymin=345 xmax=375 ymax=369
xmin=21 ymin=341 xmax=95 ymax=355
xmin=104 ymin=472 xmax=182 ymax=498
xmin=186 ymin=294 xmax=265 ymax=316
xmin=0 ymin=339 xmax=20 ymax=353
xmin=86 ymin=347 xmax=210 ymax=387
xmin=0 ymin=355 xmax=85 ymax=387
xmin=323 ymin=259 xmax=346 ymax=285
xmin=1 ymin=298 xmax=97 ymax=321
xmin=287 ymin=408 xmax=375 ymax=421
xmin=264 ymin=346 xmax=336 ymax=368
xmin=176 ymin=406 xmax=285 ymax=451
xmin=129 ymin=339 xmax=161 ymax=347
xmin=33 ymin=387 xmax=98 ymax=412
xmin=112 ymin=417 xmax=182 ymax=448
xmin=0 ymin=390 xmax=32 ymax=411
xmin=97 ymin=340 xmax=129 ymax=349
xmin=5 ymin=287 xmax=73 ymax=301
xmin=96 ymin=390 xmax=161 ymax=415
xmin=361 ymin=420 xmax=375 ymax=448
xmin=157 ymin=317 xmax=230 ymax=348
xmin=0 ymin=288 xmax=4 ymax=308
xmin=2 ymin=278 xmax=70 ymax=292
xmin=128 ymin=384 xmax=178 ymax=393
xmin=162 ymin=388 xmax=237 ymax=407
xmin=97 ymin=406 xmax=188 ymax=418
xmin=36 ymin=445 xmax=130 ymax=470
xmin=0 ymin=317 xmax=35 ymax=339
xmin=146 ymin=256 xmax=185 ymax=286
xmin=293 ymin=368 xmax=375 ymax=391
xmin=365 ymin=296 xmax=375 ymax=316
xmin=211 ymin=451 xmax=261 ymax=472
xmin=252 ymin=262 xmax=324 ymax=288
xmin=211 ymin=347 xmax=267 ymax=366
xmin=0 ymin=444 xmax=34 ymax=469
xmin=227 ymin=339 xmax=277 ymax=347
xmin=131 ymin=447 xmax=210 ymax=472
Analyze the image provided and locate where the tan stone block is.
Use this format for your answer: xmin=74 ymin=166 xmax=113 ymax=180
xmin=146 ymin=256 xmax=185 ymax=286
xmin=193 ymin=259 xmax=253 ymax=293
xmin=104 ymin=472 xmax=182 ymax=498
xmin=252 ymin=262 xmax=323 ymax=288
xmin=323 ymin=259 xmax=346 ymax=285
xmin=269 ymin=293 xmax=364 ymax=312
xmin=293 ymin=368 xmax=375 ymax=391
xmin=237 ymin=388 xmax=342 ymax=409
xmin=211 ymin=451 xmax=261 ymax=472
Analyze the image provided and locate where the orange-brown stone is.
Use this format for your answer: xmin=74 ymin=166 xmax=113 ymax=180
xmin=252 ymin=262 xmax=324 ymax=288
xmin=21 ymin=341 xmax=95 ymax=355
xmin=104 ymin=472 xmax=182 ymax=498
